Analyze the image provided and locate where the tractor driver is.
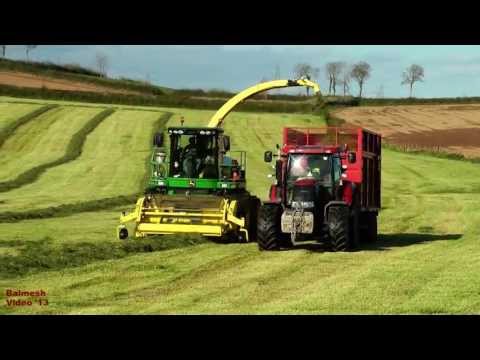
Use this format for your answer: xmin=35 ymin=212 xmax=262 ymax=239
xmin=308 ymin=156 xmax=331 ymax=183
xmin=182 ymin=136 xmax=201 ymax=178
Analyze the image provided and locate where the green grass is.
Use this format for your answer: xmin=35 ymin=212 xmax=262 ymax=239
xmin=0 ymin=108 xmax=115 ymax=193
xmin=0 ymin=98 xmax=479 ymax=314
xmin=0 ymin=108 xmax=166 ymax=212
xmin=0 ymin=106 xmax=103 ymax=183
xmin=0 ymin=102 xmax=43 ymax=132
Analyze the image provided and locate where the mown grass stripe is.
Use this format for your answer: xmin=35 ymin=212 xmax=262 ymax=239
xmin=0 ymin=195 xmax=138 ymax=223
xmin=0 ymin=111 xmax=173 ymax=223
xmin=0 ymin=104 xmax=58 ymax=149
xmin=0 ymin=107 xmax=116 ymax=193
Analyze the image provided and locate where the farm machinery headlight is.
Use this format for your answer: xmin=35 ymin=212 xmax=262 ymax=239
xmin=292 ymin=201 xmax=315 ymax=209
xmin=200 ymin=130 xmax=212 ymax=135
xmin=169 ymin=130 xmax=185 ymax=135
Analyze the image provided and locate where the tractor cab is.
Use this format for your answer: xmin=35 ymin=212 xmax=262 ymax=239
xmin=147 ymin=127 xmax=246 ymax=194
xmin=284 ymin=152 xmax=343 ymax=209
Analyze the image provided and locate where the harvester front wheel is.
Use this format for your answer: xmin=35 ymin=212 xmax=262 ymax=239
xmin=117 ymin=226 xmax=129 ymax=241
xmin=257 ymin=204 xmax=282 ymax=251
xmin=327 ymin=206 xmax=351 ymax=252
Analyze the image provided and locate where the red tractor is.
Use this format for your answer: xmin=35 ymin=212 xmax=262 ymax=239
xmin=257 ymin=127 xmax=381 ymax=251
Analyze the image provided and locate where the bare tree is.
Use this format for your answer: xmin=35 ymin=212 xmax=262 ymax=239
xmin=325 ymin=62 xmax=344 ymax=96
xmin=402 ymin=64 xmax=424 ymax=98
xmin=350 ymin=61 xmax=371 ymax=98
xmin=25 ymin=45 xmax=37 ymax=61
xmin=293 ymin=63 xmax=319 ymax=95
xmin=1 ymin=46 xmax=6 ymax=58
xmin=95 ymin=52 xmax=110 ymax=77
xmin=339 ymin=65 xmax=352 ymax=96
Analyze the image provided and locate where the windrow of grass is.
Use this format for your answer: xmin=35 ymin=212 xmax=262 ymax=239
xmin=0 ymin=104 xmax=58 ymax=149
xmin=0 ymin=106 xmax=106 ymax=183
xmin=0 ymin=110 xmax=170 ymax=215
xmin=0 ymin=102 xmax=44 ymax=133
xmin=0 ymin=208 xmax=208 ymax=281
xmin=0 ymin=108 xmax=115 ymax=193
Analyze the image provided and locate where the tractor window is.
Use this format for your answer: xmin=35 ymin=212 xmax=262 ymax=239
xmin=287 ymin=154 xmax=332 ymax=184
xmin=333 ymin=156 xmax=342 ymax=182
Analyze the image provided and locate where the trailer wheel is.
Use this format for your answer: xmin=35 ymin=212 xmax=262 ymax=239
xmin=257 ymin=204 xmax=282 ymax=251
xmin=327 ymin=206 xmax=351 ymax=252
xmin=364 ymin=213 xmax=378 ymax=243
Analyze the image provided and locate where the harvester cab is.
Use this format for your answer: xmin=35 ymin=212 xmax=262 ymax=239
xmin=147 ymin=127 xmax=245 ymax=194
xmin=117 ymin=77 xmax=321 ymax=243
xmin=258 ymin=127 xmax=382 ymax=252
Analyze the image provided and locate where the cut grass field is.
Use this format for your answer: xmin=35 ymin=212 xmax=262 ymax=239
xmin=0 ymin=102 xmax=43 ymax=132
xmin=0 ymin=106 xmax=103 ymax=183
xmin=0 ymin=97 xmax=479 ymax=314
xmin=0 ymin=108 xmax=166 ymax=212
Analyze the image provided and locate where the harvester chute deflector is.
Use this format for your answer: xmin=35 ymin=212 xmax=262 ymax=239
xmin=117 ymin=78 xmax=321 ymax=242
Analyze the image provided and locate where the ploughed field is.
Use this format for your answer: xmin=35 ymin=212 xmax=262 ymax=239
xmin=0 ymin=97 xmax=479 ymax=314
xmin=334 ymin=104 xmax=480 ymax=158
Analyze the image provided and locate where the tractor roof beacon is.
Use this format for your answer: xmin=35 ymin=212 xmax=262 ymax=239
xmin=257 ymin=127 xmax=382 ymax=251
xmin=117 ymin=78 xmax=321 ymax=243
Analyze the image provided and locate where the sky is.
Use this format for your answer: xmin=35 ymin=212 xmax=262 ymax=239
xmin=3 ymin=45 xmax=480 ymax=98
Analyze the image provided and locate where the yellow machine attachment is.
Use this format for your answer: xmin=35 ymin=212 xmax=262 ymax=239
xmin=117 ymin=194 xmax=249 ymax=241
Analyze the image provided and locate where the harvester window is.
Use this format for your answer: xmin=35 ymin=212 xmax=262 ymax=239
xmin=170 ymin=133 xmax=219 ymax=179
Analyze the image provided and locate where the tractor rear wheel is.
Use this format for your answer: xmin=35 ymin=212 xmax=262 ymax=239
xmin=257 ymin=204 xmax=282 ymax=251
xmin=327 ymin=206 xmax=351 ymax=252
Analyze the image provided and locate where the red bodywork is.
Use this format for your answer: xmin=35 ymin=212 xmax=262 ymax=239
xmin=270 ymin=127 xmax=381 ymax=211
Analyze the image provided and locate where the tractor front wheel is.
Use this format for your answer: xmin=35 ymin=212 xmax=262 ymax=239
xmin=257 ymin=204 xmax=283 ymax=251
xmin=327 ymin=206 xmax=351 ymax=252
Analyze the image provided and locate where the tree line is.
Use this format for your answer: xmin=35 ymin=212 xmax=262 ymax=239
xmin=288 ymin=61 xmax=425 ymax=98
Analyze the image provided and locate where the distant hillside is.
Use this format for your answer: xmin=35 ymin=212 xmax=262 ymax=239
xmin=0 ymin=58 xmax=172 ymax=96
xmin=0 ymin=58 xmax=325 ymax=113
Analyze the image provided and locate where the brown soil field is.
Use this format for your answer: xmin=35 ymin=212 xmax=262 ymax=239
xmin=334 ymin=104 xmax=480 ymax=158
xmin=0 ymin=71 xmax=141 ymax=96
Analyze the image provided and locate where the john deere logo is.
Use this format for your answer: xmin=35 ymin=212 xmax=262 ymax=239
xmin=189 ymin=180 xmax=196 ymax=187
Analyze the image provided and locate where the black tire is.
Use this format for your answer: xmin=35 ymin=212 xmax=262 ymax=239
xmin=327 ymin=206 xmax=351 ymax=252
xmin=233 ymin=196 xmax=260 ymax=243
xmin=246 ymin=196 xmax=261 ymax=242
xmin=349 ymin=205 xmax=360 ymax=249
xmin=118 ymin=227 xmax=129 ymax=240
xmin=153 ymin=132 xmax=164 ymax=147
xmin=363 ymin=212 xmax=378 ymax=243
xmin=257 ymin=204 xmax=283 ymax=251
xmin=359 ymin=212 xmax=377 ymax=243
